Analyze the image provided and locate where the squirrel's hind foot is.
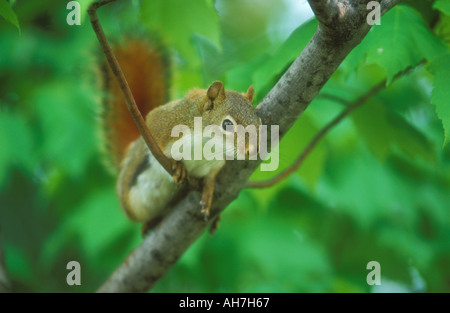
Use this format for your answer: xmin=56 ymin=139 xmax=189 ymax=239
xmin=171 ymin=160 xmax=187 ymax=184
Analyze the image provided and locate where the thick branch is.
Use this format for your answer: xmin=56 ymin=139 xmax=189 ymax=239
xmin=88 ymin=0 xmax=174 ymax=175
xmin=308 ymin=0 xmax=341 ymax=27
xmin=380 ymin=0 xmax=403 ymax=15
xmin=97 ymin=0 xmax=402 ymax=293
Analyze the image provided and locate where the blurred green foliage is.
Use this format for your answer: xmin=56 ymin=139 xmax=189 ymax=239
xmin=0 ymin=0 xmax=449 ymax=292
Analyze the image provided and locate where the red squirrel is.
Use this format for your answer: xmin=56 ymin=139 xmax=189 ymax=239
xmin=100 ymin=38 xmax=261 ymax=230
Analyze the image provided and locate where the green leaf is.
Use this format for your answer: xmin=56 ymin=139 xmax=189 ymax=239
xmin=0 ymin=111 xmax=33 ymax=187
xmin=252 ymin=18 xmax=318 ymax=98
xmin=41 ymin=188 xmax=139 ymax=268
xmin=248 ymin=113 xmax=328 ymax=212
xmin=4 ymin=243 xmax=35 ymax=284
xmin=352 ymin=99 xmax=435 ymax=161
xmin=225 ymin=55 xmax=268 ymax=97
xmin=140 ymin=0 xmax=219 ymax=66
xmin=0 ymin=0 xmax=20 ymax=34
xmin=434 ymin=11 xmax=450 ymax=43
xmin=250 ymin=114 xmax=326 ymax=193
xmin=78 ymin=0 xmax=95 ymax=10
xmin=77 ymin=0 xmax=95 ymax=19
xmin=434 ymin=0 xmax=450 ymax=15
xmin=33 ymin=81 xmax=96 ymax=178
xmin=242 ymin=222 xmax=332 ymax=292
xmin=345 ymin=5 xmax=446 ymax=84
xmin=192 ymin=33 xmax=224 ymax=83
xmin=428 ymin=53 xmax=450 ymax=147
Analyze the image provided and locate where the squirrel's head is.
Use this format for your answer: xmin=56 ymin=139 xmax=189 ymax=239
xmin=201 ymin=81 xmax=262 ymax=160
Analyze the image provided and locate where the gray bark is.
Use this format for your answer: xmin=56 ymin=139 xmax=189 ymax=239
xmin=98 ymin=0 xmax=402 ymax=293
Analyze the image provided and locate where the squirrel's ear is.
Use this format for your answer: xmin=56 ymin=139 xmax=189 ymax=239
xmin=245 ymin=85 xmax=255 ymax=103
xmin=205 ymin=81 xmax=226 ymax=111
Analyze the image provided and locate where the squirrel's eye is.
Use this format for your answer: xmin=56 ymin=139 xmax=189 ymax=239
xmin=222 ymin=119 xmax=234 ymax=131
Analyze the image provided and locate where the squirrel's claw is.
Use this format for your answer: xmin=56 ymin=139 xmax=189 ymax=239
xmin=200 ymin=193 xmax=213 ymax=221
xmin=171 ymin=161 xmax=187 ymax=184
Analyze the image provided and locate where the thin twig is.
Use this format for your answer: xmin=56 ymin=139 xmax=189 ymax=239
xmin=96 ymin=0 xmax=403 ymax=293
xmin=317 ymin=93 xmax=352 ymax=105
xmin=88 ymin=0 xmax=174 ymax=175
xmin=246 ymin=80 xmax=386 ymax=188
xmin=246 ymin=60 xmax=421 ymax=189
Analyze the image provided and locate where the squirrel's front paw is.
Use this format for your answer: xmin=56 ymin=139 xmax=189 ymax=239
xmin=171 ymin=161 xmax=187 ymax=183
xmin=200 ymin=190 xmax=213 ymax=221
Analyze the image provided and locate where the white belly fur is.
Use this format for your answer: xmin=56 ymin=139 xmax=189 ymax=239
xmin=128 ymin=130 xmax=227 ymax=221
xmin=166 ymin=130 xmax=226 ymax=178
xmin=128 ymin=152 xmax=179 ymax=222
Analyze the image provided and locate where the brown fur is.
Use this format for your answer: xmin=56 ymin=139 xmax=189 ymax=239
xmin=145 ymin=82 xmax=259 ymax=154
xmin=113 ymin=78 xmax=260 ymax=227
xmin=101 ymin=38 xmax=170 ymax=169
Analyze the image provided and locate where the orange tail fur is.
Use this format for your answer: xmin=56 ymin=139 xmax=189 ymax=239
xmin=100 ymin=38 xmax=170 ymax=169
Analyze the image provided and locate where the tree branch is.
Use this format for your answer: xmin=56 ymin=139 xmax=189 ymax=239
xmin=246 ymin=58 xmax=422 ymax=189
xmin=380 ymin=0 xmax=403 ymax=15
xmin=88 ymin=0 xmax=174 ymax=176
xmin=245 ymin=80 xmax=387 ymax=189
xmin=317 ymin=93 xmax=352 ymax=105
xmin=307 ymin=0 xmax=341 ymax=27
xmin=97 ymin=0 xmax=402 ymax=293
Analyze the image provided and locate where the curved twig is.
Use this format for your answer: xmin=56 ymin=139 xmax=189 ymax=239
xmin=246 ymin=59 xmax=424 ymax=189
xmin=96 ymin=0 xmax=403 ymax=293
xmin=246 ymin=80 xmax=386 ymax=188
xmin=88 ymin=0 xmax=174 ymax=175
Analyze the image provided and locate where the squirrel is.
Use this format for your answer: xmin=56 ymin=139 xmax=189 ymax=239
xmin=101 ymin=37 xmax=261 ymax=231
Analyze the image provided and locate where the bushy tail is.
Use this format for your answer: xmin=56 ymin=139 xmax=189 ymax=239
xmin=100 ymin=37 xmax=170 ymax=170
